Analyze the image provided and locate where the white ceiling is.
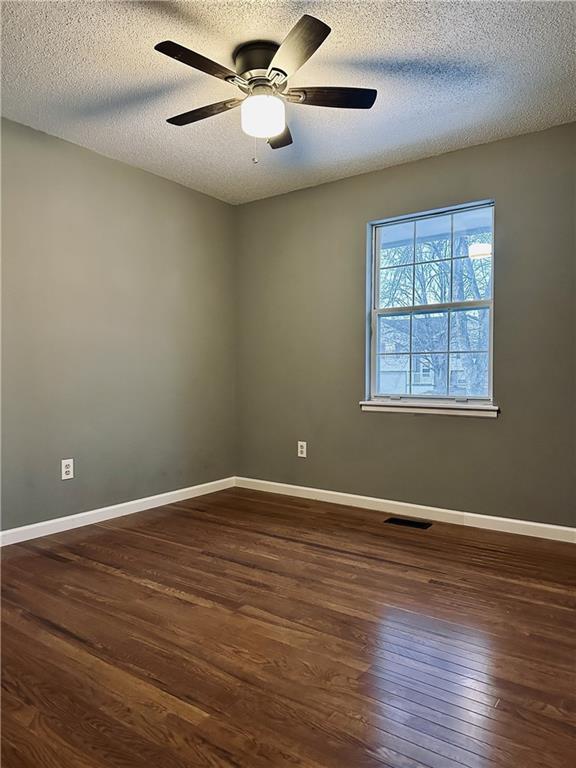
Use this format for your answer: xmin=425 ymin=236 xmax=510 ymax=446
xmin=2 ymin=1 xmax=575 ymax=204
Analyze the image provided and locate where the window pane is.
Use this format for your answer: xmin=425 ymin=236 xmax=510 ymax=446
xmin=379 ymin=265 xmax=413 ymax=308
xmin=452 ymin=256 xmax=492 ymax=301
xmin=377 ymin=354 xmax=409 ymax=395
xmin=412 ymin=311 xmax=448 ymax=353
xmin=378 ymin=314 xmax=410 ymax=354
xmin=416 ymin=215 xmax=451 ymax=262
xmin=414 ymin=260 xmax=451 ymax=305
xmin=377 ymin=222 xmax=414 ymax=268
xmin=449 ymin=353 xmax=489 ymax=397
xmin=453 ymin=207 xmax=493 ymax=259
xmin=411 ymin=353 xmax=448 ymax=396
xmin=450 ymin=308 xmax=490 ymax=352
xmin=371 ymin=205 xmax=494 ymax=403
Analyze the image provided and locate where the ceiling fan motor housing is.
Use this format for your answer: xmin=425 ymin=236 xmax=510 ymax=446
xmin=233 ymin=41 xmax=280 ymax=83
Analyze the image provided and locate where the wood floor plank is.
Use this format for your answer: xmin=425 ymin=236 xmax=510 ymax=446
xmin=2 ymin=488 xmax=575 ymax=767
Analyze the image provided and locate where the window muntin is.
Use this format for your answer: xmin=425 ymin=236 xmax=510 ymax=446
xmin=369 ymin=202 xmax=494 ymax=402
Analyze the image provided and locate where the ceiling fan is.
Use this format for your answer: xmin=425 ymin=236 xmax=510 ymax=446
xmin=155 ymin=14 xmax=377 ymax=149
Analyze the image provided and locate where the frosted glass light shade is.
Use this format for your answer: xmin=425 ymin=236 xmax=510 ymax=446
xmin=468 ymin=242 xmax=493 ymax=259
xmin=241 ymin=95 xmax=285 ymax=138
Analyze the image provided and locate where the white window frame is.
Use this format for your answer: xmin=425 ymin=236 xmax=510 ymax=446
xmin=361 ymin=200 xmax=498 ymax=417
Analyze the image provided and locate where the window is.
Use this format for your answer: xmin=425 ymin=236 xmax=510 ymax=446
xmin=363 ymin=201 xmax=497 ymax=416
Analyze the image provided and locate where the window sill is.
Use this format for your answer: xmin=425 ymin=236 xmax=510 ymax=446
xmin=359 ymin=400 xmax=499 ymax=418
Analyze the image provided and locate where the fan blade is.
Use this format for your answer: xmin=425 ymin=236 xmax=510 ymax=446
xmin=155 ymin=41 xmax=244 ymax=85
xmin=167 ymin=99 xmax=242 ymax=126
xmin=268 ymin=125 xmax=293 ymax=149
xmin=267 ymin=15 xmax=331 ymax=83
xmin=286 ymin=86 xmax=377 ymax=109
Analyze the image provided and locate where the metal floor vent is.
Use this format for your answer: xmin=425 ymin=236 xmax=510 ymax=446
xmin=385 ymin=517 xmax=432 ymax=530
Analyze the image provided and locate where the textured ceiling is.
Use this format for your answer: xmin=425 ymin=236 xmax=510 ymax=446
xmin=2 ymin=1 xmax=575 ymax=204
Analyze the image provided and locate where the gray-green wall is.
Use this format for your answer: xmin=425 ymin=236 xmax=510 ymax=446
xmin=1 ymin=119 xmax=237 ymax=529
xmin=3 ymin=119 xmax=575 ymax=530
xmin=236 ymin=123 xmax=576 ymax=527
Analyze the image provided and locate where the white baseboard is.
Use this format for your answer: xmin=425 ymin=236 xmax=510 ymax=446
xmin=2 ymin=475 xmax=574 ymax=546
xmin=235 ymin=477 xmax=576 ymax=544
xmin=0 ymin=477 xmax=235 ymax=547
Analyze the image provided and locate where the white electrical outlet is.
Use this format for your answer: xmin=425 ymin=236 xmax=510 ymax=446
xmin=297 ymin=441 xmax=307 ymax=458
xmin=61 ymin=458 xmax=74 ymax=480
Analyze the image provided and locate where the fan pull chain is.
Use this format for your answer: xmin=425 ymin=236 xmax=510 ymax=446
xmin=251 ymin=136 xmax=259 ymax=165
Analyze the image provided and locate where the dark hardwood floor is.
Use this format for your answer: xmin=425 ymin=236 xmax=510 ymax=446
xmin=2 ymin=487 xmax=575 ymax=767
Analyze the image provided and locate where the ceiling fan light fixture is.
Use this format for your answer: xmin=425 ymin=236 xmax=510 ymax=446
xmin=241 ymin=94 xmax=285 ymax=138
xmin=156 ymin=15 xmax=376 ymax=149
